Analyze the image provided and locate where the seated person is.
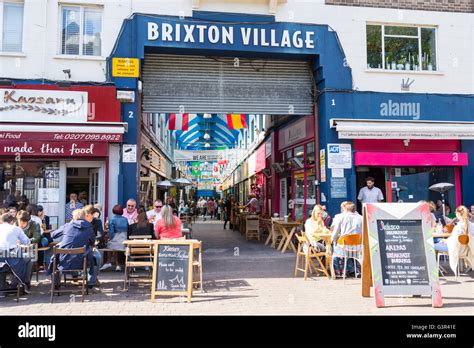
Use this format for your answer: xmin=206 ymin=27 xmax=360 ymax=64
xmin=155 ymin=205 xmax=183 ymax=240
xmin=0 ymin=213 xmax=32 ymax=293
xmin=128 ymin=208 xmax=154 ymax=239
xmin=47 ymin=207 xmax=99 ymax=289
xmin=15 ymin=211 xmax=41 ymax=244
xmin=331 ymin=202 xmax=363 ymax=277
xmin=435 ymin=205 xmax=474 ymax=273
xmin=304 ymin=205 xmax=330 ymax=252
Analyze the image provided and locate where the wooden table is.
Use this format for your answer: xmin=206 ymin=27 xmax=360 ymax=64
xmin=274 ymin=221 xmax=301 ymax=253
xmin=432 ymin=233 xmax=451 ymax=238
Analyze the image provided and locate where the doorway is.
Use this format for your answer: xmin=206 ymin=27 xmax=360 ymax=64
xmin=355 ymin=166 xmax=387 ymax=212
xmin=59 ymin=161 xmax=105 ymax=224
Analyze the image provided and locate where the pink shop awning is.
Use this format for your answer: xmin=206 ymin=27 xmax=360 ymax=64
xmin=355 ymin=152 xmax=468 ymax=167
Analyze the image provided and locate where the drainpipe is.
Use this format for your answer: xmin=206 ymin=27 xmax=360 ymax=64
xmin=314 ymin=89 xmax=321 ymax=205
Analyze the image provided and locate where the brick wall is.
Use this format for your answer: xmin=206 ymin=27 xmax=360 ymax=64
xmin=325 ymin=0 xmax=474 ymax=13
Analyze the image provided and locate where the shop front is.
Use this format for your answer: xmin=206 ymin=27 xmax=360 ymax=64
xmin=139 ymin=131 xmax=173 ymax=208
xmin=107 ymin=12 xmax=352 ymax=205
xmin=353 ymin=139 xmax=464 ymax=208
xmin=278 ymin=116 xmax=316 ymax=221
xmin=325 ymin=115 xmax=474 ymax=214
xmin=0 ymin=85 xmax=125 ymax=226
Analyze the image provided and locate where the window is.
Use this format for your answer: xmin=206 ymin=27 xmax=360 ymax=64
xmin=60 ymin=5 xmax=102 ymax=56
xmin=367 ymin=24 xmax=437 ymax=71
xmin=1 ymin=2 xmax=24 ymax=52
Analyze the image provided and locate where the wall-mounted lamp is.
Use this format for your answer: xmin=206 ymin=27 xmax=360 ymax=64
xmin=62 ymin=69 xmax=71 ymax=79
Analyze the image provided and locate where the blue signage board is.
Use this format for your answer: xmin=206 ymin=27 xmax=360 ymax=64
xmin=330 ymin=177 xmax=347 ymax=199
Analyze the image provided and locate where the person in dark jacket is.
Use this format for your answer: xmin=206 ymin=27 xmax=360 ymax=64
xmin=223 ymin=196 xmax=234 ymax=229
xmin=48 ymin=207 xmax=99 ymax=288
xmin=127 ymin=208 xmax=154 ymax=239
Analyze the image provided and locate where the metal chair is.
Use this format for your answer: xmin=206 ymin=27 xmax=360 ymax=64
xmin=0 ymin=261 xmax=24 ymax=302
xmin=337 ymin=234 xmax=363 ymax=284
xmin=50 ymin=245 xmax=88 ymax=303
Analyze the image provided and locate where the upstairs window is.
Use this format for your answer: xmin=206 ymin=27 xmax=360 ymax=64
xmin=1 ymin=2 xmax=24 ymax=52
xmin=60 ymin=5 xmax=102 ymax=56
xmin=367 ymin=24 xmax=437 ymax=71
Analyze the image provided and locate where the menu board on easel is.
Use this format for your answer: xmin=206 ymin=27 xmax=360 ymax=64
xmin=151 ymin=240 xmax=194 ymax=303
xmin=361 ymin=202 xmax=442 ymax=308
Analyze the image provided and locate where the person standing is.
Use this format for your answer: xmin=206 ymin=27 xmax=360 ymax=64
xmin=78 ymin=191 xmax=88 ymax=206
xmin=65 ymin=193 xmax=84 ymax=223
xmin=223 ymin=196 xmax=233 ymax=229
xmin=357 ymin=177 xmax=384 ymax=204
xmin=122 ymin=199 xmax=138 ymax=225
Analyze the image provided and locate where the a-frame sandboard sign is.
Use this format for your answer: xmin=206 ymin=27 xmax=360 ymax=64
xmin=361 ymin=202 xmax=442 ymax=308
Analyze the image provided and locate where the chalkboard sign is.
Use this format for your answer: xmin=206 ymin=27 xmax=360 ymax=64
xmin=377 ymin=219 xmax=429 ymax=286
xmin=151 ymin=240 xmax=194 ymax=303
xmin=361 ymin=203 xmax=442 ymax=308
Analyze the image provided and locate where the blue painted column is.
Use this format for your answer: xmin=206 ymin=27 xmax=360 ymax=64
xmin=461 ymin=140 xmax=474 ymax=206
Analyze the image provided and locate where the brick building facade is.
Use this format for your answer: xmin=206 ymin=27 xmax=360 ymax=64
xmin=326 ymin=0 xmax=473 ymax=13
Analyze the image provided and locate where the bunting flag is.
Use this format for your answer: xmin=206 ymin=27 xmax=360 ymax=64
xmin=168 ymin=113 xmax=189 ymax=130
xmin=226 ymin=114 xmax=247 ymax=130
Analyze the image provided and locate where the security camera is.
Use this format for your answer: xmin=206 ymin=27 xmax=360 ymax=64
xmin=62 ymin=69 xmax=71 ymax=79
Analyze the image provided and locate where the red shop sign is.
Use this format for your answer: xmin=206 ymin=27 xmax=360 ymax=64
xmin=0 ymin=131 xmax=122 ymax=142
xmin=0 ymin=141 xmax=108 ymax=157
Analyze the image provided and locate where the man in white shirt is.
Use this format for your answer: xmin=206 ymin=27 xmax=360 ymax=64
xmin=147 ymin=200 xmax=163 ymax=226
xmin=357 ymin=177 xmax=384 ymax=204
xmin=0 ymin=213 xmax=32 ymax=293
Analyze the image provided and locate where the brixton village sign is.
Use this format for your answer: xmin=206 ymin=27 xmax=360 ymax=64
xmin=147 ymin=22 xmax=316 ymax=50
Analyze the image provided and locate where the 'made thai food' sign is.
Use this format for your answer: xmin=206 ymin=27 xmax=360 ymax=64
xmin=0 ymin=89 xmax=88 ymax=123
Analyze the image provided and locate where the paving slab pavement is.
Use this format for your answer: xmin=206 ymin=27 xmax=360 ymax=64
xmin=0 ymin=219 xmax=472 ymax=315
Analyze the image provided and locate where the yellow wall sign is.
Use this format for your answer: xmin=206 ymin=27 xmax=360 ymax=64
xmin=112 ymin=58 xmax=140 ymax=77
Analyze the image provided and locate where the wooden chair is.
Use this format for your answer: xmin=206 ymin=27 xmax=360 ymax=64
xmin=192 ymin=241 xmax=203 ymax=291
xmin=337 ymin=234 xmax=363 ymax=284
xmin=123 ymin=243 xmax=154 ymax=291
xmin=245 ymin=217 xmax=260 ymax=241
xmin=294 ymin=234 xmax=329 ymax=280
xmin=50 ymin=246 xmax=88 ymax=303
xmin=270 ymin=218 xmax=284 ymax=248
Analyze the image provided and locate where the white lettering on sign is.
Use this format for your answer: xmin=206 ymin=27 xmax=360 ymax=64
xmin=0 ymin=89 xmax=88 ymax=123
xmin=146 ymin=22 xmax=316 ymax=49
xmin=380 ymin=100 xmax=420 ymax=120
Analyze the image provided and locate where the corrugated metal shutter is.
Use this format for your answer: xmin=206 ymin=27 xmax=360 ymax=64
xmin=142 ymin=54 xmax=314 ymax=115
